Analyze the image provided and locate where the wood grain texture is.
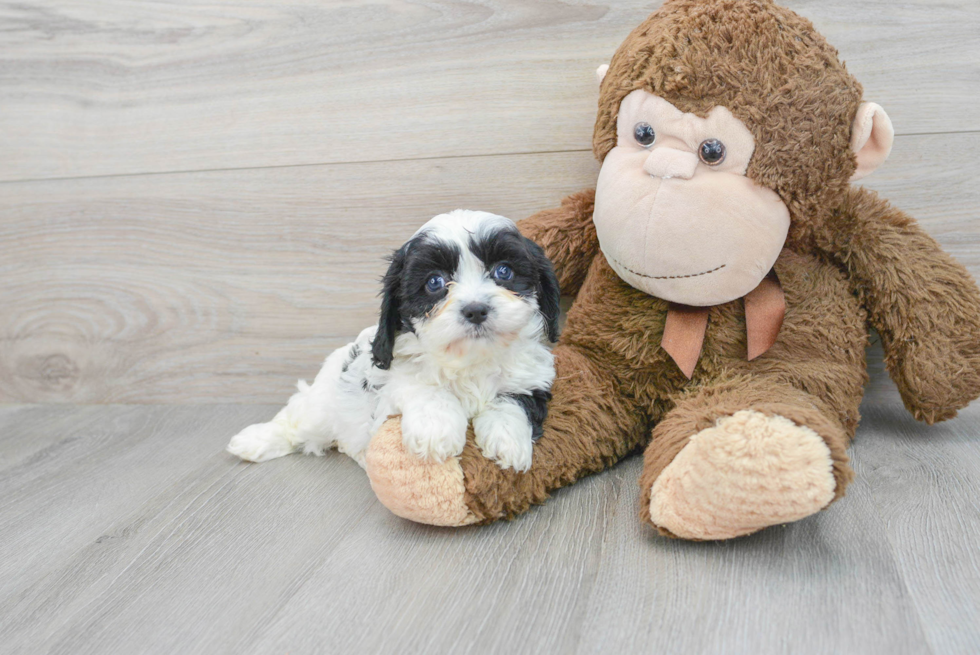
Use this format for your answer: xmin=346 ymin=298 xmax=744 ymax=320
xmin=2 ymin=133 xmax=978 ymax=404
xmin=0 ymin=151 xmax=599 ymax=403
xmin=0 ymin=399 xmax=977 ymax=654
xmin=855 ymin=411 xmax=980 ymax=654
xmin=0 ymin=405 xmax=377 ymax=654
xmin=0 ymin=0 xmax=978 ymax=182
xmin=854 ymin=351 xmax=980 ymax=654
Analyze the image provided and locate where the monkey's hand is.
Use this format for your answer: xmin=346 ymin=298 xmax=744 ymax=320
xmin=885 ymin=323 xmax=980 ymax=424
xmin=517 ymin=189 xmax=598 ymax=298
xmin=826 ymin=188 xmax=980 ymax=424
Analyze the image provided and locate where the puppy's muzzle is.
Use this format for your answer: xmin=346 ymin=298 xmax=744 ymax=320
xmin=461 ymin=302 xmax=490 ymax=326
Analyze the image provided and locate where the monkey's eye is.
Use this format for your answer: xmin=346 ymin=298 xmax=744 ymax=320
xmin=633 ymin=122 xmax=656 ymax=147
xmin=492 ymin=263 xmax=514 ymax=281
xmin=699 ymin=139 xmax=726 ymax=165
xmin=425 ymin=274 xmax=446 ymax=293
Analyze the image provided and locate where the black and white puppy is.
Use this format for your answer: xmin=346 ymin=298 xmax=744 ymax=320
xmin=227 ymin=210 xmax=560 ymax=472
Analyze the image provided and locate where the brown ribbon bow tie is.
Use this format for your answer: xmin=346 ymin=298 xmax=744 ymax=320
xmin=660 ymin=273 xmax=785 ymax=379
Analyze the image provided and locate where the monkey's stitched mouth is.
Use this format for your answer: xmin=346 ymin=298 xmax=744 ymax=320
xmin=612 ymin=258 xmax=726 ymax=280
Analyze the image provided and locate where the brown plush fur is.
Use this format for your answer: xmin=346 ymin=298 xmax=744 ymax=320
xmin=363 ymin=0 xmax=980 ymax=538
xmin=828 ymin=187 xmax=980 ymax=423
xmin=451 ymin=0 xmax=980 ymax=534
xmin=593 ymin=0 xmax=862 ymax=251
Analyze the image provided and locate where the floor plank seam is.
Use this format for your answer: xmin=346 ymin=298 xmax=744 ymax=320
xmin=41 ymin=463 xmax=249 ymax=644
xmin=853 ymin=455 xmax=940 ymax=655
xmin=230 ymin=497 xmax=380 ymax=652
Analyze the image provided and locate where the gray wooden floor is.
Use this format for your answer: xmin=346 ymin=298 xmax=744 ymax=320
xmin=2 ymin=351 xmax=980 ymax=654
xmin=2 ymin=0 xmax=980 ymax=653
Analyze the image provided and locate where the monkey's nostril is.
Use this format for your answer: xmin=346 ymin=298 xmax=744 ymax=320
xmin=461 ymin=302 xmax=490 ymax=325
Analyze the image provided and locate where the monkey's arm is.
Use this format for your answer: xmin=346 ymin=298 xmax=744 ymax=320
xmin=517 ymin=189 xmax=599 ymax=297
xmin=822 ymin=186 xmax=980 ymax=424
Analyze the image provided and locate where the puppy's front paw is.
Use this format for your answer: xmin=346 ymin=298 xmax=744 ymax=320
xmin=473 ymin=404 xmax=533 ymax=472
xmin=400 ymin=403 xmax=468 ymax=463
xmin=227 ymin=422 xmax=296 ymax=462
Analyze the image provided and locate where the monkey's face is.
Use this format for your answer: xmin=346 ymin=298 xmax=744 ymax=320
xmin=594 ymin=90 xmax=790 ymax=307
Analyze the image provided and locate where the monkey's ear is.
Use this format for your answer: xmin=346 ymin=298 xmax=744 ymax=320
xmin=850 ymin=102 xmax=894 ymax=182
xmin=595 ymin=64 xmax=609 ymax=86
xmin=371 ymin=245 xmax=407 ymax=370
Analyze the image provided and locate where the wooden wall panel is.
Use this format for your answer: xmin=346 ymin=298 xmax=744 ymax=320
xmin=1 ymin=0 xmax=978 ymax=403
xmin=1 ymin=132 xmax=978 ymax=404
xmin=0 ymin=151 xmax=600 ymax=403
xmin=1 ymin=0 xmax=977 ymax=181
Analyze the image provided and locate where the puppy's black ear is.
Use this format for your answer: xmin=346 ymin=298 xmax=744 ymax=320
xmin=525 ymin=237 xmax=561 ymax=342
xmin=371 ymin=244 xmax=407 ymax=369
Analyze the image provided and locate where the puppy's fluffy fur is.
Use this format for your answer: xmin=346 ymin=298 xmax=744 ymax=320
xmin=227 ymin=210 xmax=560 ymax=472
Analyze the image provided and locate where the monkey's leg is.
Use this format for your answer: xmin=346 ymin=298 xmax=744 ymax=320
xmin=638 ymin=375 xmax=855 ymax=540
xmin=365 ymin=343 xmax=648 ymax=526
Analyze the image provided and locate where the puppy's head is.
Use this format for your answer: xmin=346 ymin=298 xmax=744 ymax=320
xmin=371 ymin=210 xmax=560 ymax=369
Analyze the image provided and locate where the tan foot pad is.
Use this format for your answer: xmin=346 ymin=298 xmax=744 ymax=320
xmin=365 ymin=417 xmax=478 ymax=527
xmin=649 ymin=410 xmax=836 ymax=540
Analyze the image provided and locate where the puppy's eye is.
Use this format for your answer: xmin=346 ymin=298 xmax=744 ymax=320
xmin=633 ymin=122 xmax=656 ymax=147
xmin=699 ymin=139 xmax=726 ymax=165
xmin=425 ymin=274 xmax=446 ymax=293
xmin=492 ymin=264 xmax=514 ymax=281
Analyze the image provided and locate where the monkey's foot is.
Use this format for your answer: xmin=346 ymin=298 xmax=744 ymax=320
xmin=647 ymin=410 xmax=837 ymax=540
xmin=365 ymin=417 xmax=478 ymax=527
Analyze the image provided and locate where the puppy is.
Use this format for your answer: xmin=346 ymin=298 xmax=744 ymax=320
xmin=227 ymin=210 xmax=560 ymax=472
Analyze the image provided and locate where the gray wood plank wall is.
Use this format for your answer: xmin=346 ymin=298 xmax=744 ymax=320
xmin=2 ymin=0 xmax=979 ymax=404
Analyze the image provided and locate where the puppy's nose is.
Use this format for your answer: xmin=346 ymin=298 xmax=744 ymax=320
xmin=461 ymin=302 xmax=490 ymax=325
xmin=643 ymin=147 xmax=699 ymax=180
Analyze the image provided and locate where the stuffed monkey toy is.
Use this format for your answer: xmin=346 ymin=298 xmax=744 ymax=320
xmin=364 ymin=0 xmax=980 ymax=539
